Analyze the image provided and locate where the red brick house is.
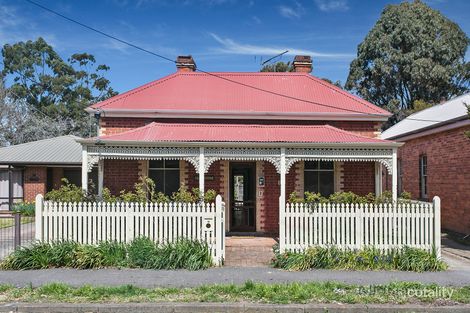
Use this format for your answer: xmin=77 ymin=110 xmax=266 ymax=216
xmin=382 ymin=94 xmax=470 ymax=235
xmin=0 ymin=136 xmax=97 ymax=210
xmin=79 ymin=55 xmax=401 ymax=234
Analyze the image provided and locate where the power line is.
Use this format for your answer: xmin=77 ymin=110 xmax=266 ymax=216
xmin=24 ymin=0 xmax=176 ymax=64
xmin=21 ymin=0 xmax=446 ymax=124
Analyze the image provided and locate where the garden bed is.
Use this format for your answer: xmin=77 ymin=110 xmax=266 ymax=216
xmin=272 ymin=246 xmax=447 ymax=272
xmin=0 ymin=237 xmax=212 ymax=271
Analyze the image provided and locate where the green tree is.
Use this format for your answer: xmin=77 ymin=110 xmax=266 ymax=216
xmin=260 ymin=61 xmax=293 ymax=72
xmin=260 ymin=61 xmax=343 ymax=88
xmin=346 ymin=0 xmax=469 ymax=120
xmin=1 ymin=37 xmax=117 ymax=139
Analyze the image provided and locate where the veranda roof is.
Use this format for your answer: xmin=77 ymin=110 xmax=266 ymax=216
xmin=0 ymin=136 xmax=82 ymax=165
xmin=87 ymin=72 xmax=391 ymax=120
xmin=81 ymin=123 xmax=398 ymax=146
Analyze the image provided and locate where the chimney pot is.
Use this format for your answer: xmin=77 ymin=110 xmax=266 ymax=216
xmin=293 ymin=55 xmax=312 ymax=73
xmin=176 ymin=55 xmax=196 ymax=72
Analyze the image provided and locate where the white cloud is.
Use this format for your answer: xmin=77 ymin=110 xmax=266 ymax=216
xmin=0 ymin=4 xmax=57 ymax=47
xmin=209 ymin=33 xmax=354 ymax=59
xmin=278 ymin=5 xmax=300 ymax=18
xmin=251 ymin=16 xmax=262 ymax=24
xmin=314 ymin=0 xmax=349 ymax=12
xmin=278 ymin=1 xmax=305 ymax=19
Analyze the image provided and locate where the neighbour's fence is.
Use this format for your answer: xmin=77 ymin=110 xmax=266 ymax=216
xmin=35 ymin=194 xmax=225 ymax=265
xmin=279 ymin=196 xmax=441 ymax=258
xmin=0 ymin=212 xmax=35 ymax=259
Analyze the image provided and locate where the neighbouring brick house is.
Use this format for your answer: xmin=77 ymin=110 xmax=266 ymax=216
xmin=382 ymin=94 xmax=470 ymax=235
xmin=0 ymin=136 xmax=97 ymax=210
xmin=79 ymin=55 xmax=401 ymax=234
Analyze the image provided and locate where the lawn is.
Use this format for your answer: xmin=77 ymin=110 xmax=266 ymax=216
xmin=0 ymin=281 xmax=468 ymax=305
xmin=0 ymin=217 xmax=34 ymax=229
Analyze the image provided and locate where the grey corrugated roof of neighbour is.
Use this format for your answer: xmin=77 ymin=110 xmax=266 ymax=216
xmin=0 ymin=135 xmax=82 ymax=165
xmin=381 ymin=93 xmax=470 ymax=140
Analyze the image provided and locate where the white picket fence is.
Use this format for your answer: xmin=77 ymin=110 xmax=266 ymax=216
xmin=35 ymin=194 xmax=225 ymax=265
xmin=279 ymin=196 xmax=441 ymax=258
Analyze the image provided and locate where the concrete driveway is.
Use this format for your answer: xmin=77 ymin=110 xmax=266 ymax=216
xmin=442 ymin=233 xmax=470 ymax=270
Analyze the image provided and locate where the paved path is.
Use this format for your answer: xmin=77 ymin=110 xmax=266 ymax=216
xmin=1 ymin=267 xmax=469 ymax=288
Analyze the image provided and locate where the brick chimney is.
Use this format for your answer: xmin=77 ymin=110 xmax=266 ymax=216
xmin=293 ymin=55 xmax=312 ymax=73
xmin=176 ymin=55 xmax=196 ymax=72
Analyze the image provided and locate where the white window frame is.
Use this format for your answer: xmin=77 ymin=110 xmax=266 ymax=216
xmin=419 ymin=155 xmax=428 ymax=199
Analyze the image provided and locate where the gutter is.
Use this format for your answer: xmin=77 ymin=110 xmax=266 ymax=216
xmin=85 ymin=108 xmax=390 ymax=122
xmin=77 ymin=139 xmax=403 ymax=149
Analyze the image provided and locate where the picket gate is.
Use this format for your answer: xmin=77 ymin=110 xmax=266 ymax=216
xmin=35 ymin=194 xmax=225 ymax=265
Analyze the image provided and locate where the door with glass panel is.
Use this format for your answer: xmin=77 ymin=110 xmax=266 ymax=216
xmin=230 ymin=163 xmax=256 ymax=232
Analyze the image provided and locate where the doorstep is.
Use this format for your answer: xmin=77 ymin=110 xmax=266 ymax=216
xmin=225 ymin=236 xmax=277 ymax=267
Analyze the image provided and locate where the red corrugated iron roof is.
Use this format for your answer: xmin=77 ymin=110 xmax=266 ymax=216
xmin=92 ymin=122 xmax=392 ymax=144
xmin=89 ymin=72 xmax=390 ymax=117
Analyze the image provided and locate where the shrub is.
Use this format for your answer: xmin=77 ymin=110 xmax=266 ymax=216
xmin=45 ymin=179 xmax=86 ymax=202
xmin=288 ymin=190 xmax=414 ymax=204
xmin=272 ymin=246 xmax=447 ymax=272
xmin=150 ymin=239 xmax=213 ymax=270
xmin=127 ymin=237 xmax=158 ymax=268
xmin=12 ymin=202 xmax=35 ymax=216
xmin=104 ymin=177 xmax=216 ymax=204
xmin=0 ymin=238 xmax=212 ymax=271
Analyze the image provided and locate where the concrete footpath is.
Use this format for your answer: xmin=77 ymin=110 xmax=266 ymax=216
xmin=0 ymin=267 xmax=470 ymax=288
xmin=1 ymin=302 xmax=470 ymax=313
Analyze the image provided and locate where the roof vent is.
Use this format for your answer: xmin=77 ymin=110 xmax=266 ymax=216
xmin=176 ymin=55 xmax=196 ymax=72
xmin=293 ymin=55 xmax=312 ymax=73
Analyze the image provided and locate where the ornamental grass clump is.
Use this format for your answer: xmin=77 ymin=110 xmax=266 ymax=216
xmin=0 ymin=238 xmax=212 ymax=271
xmin=272 ymin=245 xmax=446 ymax=272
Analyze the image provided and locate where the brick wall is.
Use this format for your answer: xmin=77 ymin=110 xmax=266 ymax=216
xmin=183 ymin=160 xmax=223 ymax=195
xmin=100 ymin=117 xmax=152 ymax=135
xmin=342 ymin=162 xmax=375 ymax=195
xmin=23 ymin=167 xmax=47 ymax=202
xmin=103 ymin=159 xmax=140 ymax=195
xmin=389 ymin=125 xmax=470 ymax=234
xmin=100 ymin=117 xmax=381 ymax=138
xmin=261 ymin=162 xmax=281 ymax=234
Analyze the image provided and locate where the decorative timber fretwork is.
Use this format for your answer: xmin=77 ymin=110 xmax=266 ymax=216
xmin=204 ymin=147 xmax=282 ymax=173
xmin=86 ymin=145 xmax=394 ymax=174
xmin=285 ymin=148 xmax=394 ymax=174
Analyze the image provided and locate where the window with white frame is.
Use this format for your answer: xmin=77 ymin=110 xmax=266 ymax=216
xmin=304 ymin=161 xmax=334 ymax=196
xmin=419 ymin=155 xmax=427 ymax=199
xmin=148 ymin=160 xmax=180 ymax=196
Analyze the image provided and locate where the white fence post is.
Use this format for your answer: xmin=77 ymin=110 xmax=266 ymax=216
xmin=215 ymin=195 xmax=224 ymax=266
xmin=356 ymin=203 xmax=363 ymax=250
xmin=35 ymin=194 xmax=44 ymax=241
xmin=433 ymin=196 xmax=441 ymax=259
xmin=126 ymin=202 xmax=135 ymax=243
xmin=279 ymin=196 xmax=285 ymax=253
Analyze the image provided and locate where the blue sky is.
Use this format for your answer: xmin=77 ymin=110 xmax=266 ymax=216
xmin=0 ymin=0 xmax=469 ymax=93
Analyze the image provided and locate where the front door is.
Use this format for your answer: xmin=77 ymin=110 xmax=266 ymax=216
xmin=230 ymin=163 xmax=256 ymax=232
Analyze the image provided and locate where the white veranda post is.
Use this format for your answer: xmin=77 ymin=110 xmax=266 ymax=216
xmin=98 ymin=158 xmax=104 ymax=198
xmin=392 ymin=148 xmax=398 ymax=202
xmin=374 ymin=162 xmax=382 ymax=197
xmin=279 ymin=147 xmax=286 ymax=252
xmin=199 ymin=147 xmax=205 ymax=197
xmin=81 ymin=146 xmax=88 ymax=193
